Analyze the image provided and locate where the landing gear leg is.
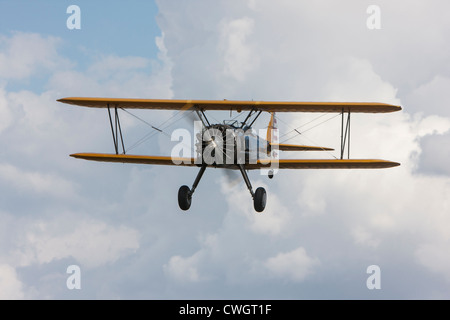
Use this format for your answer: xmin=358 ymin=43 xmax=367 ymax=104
xmin=178 ymin=165 xmax=207 ymax=211
xmin=237 ymin=164 xmax=267 ymax=212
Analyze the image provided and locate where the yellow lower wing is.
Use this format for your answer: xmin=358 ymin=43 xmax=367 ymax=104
xmin=71 ymin=153 xmax=399 ymax=169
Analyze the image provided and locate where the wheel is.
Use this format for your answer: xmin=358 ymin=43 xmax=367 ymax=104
xmin=253 ymin=187 xmax=267 ymax=212
xmin=178 ymin=185 xmax=192 ymax=211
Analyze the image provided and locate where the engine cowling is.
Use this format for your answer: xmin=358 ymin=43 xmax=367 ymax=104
xmin=196 ymin=124 xmax=240 ymax=166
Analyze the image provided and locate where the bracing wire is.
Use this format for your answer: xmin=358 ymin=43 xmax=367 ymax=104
xmin=275 ymin=113 xmax=341 ymax=159
xmin=279 ymin=113 xmax=341 ymax=143
xmin=120 ymin=108 xmax=192 ymax=153
xmin=278 ymin=113 xmax=329 ymax=140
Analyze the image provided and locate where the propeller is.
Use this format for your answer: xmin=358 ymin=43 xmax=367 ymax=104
xmin=182 ymin=109 xmax=243 ymax=188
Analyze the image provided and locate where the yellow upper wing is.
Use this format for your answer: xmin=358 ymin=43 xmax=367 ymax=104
xmin=58 ymin=97 xmax=402 ymax=113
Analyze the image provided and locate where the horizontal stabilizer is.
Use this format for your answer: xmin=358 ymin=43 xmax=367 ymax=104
xmin=271 ymin=143 xmax=334 ymax=151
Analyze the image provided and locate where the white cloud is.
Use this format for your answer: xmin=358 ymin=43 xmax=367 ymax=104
xmin=0 ymin=264 xmax=25 ymax=299
xmin=324 ymin=57 xmax=401 ymax=105
xmin=264 ymin=247 xmax=319 ymax=282
xmin=418 ymin=132 xmax=450 ymax=176
xmin=220 ymin=17 xmax=259 ymax=81
xmin=351 ymin=226 xmax=381 ymax=248
xmin=0 ymin=28 xmax=174 ymax=298
xmin=48 ymin=53 xmax=172 ymax=99
xmin=0 ymin=32 xmax=70 ymax=80
xmin=0 ymin=163 xmax=76 ymax=198
xmin=164 ymin=252 xmax=204 ymax=283
xmin=45 ymin=32 xmax=173 ymax=100
xmin=0 ymin=84 xmax=13 ymax=133
xmin=88 ymin=55 xmax=150 ymax=78
xmin=415 ymin=114 xmax=450 ymax=137
xmin=14 ymin=218 xmax=140 ymax=269
xmin=416 ymin=243 xmax=450 ymax=282
xmin=405 ymin=75 xmax=450 ymax=117
xmin=221 ymin=177 xmax=293 ymax=236
xmin=4 ymin=89 xmax=71 ymax=147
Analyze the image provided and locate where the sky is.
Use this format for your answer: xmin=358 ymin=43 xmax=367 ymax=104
xmin=1 ymin=0 xmax=450 ymax=299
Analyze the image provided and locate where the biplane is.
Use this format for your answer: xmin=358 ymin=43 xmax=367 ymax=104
xmin=58 ymin=98 xmax=401 ymax=212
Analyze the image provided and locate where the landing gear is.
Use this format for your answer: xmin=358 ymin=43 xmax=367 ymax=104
xmin=238 ymin=164 xmax=267 ymax=213
xmin=178 ymin=164 xmax=267 ymax=212
xmin=253 ymin=187 xmax=267 ymax=212
xmin=178 ymin=165 xmax=206 ymax=211
xmin=178 ymin=185 xmax=192 ymax=211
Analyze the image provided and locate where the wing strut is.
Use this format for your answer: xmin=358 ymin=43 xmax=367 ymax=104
xmin=107 ymin=104 xmax=126 ymax=155
xmin=340 ymin=110 xmax=351 ymax=159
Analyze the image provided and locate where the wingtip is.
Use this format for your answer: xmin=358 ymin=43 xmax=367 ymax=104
xmin=70 ymin=153 xmax=84 ymax=159
xmin=57 ymin=97 xmax=79 ymax=104
xmin=393 ymin=104 xmax=402 ymax=112
xmin=57 ymin=97 xmax=71 ymax=104
xmin=384 ymin=160 xmax=401 ymax=168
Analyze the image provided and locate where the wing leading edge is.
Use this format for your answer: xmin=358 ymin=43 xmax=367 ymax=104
xmin=58 ymin=97 xmax=402 ymax=113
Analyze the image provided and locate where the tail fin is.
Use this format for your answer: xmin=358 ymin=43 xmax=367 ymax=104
xmin=266 ymin=112 xmax=277 ymax=144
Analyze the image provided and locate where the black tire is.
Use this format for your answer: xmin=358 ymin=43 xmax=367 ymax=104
xmin=178 ymin=185 xmax=192 ymax=211
xmin=253 ymin=187 xmax=267 ymax=212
